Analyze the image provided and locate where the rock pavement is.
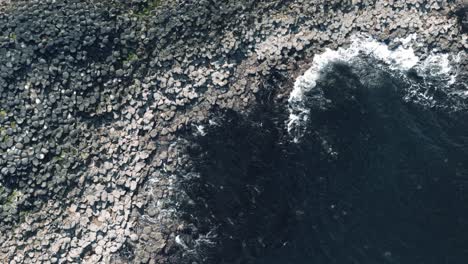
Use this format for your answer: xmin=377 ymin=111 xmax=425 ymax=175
xmin=0 ymin=0 xmax=466 ymax=263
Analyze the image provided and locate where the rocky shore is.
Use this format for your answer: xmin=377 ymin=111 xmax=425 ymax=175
xmin=0 ymin=0 xmax=466 ymax=263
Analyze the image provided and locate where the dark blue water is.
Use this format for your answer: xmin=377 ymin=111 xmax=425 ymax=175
xmin=182 ymin=59 xmax=468 ymax=264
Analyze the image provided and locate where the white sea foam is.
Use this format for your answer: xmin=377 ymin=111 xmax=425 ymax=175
xmin=417 ymin=52 xmax=461 ymax=85
xmin=288 ymin=34 xmax=461 ymax=142
xmin=195 ymin=124 xmax=206 ymax=136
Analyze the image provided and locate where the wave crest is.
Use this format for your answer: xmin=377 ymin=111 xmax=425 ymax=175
xmin=288 ymin=34 xmax=462 ymax=142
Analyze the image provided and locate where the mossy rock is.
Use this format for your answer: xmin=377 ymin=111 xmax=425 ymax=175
xmin=124 ymin=52 xmax=139 ymax=64
xmin=133 ymin=0 xmax=163 ymax=18
xmin=8 ymin=32 xmax=16 ymax=40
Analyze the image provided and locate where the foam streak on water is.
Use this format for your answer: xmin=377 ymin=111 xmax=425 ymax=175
xmin=288 ymin=34 xmax=461 ymax=142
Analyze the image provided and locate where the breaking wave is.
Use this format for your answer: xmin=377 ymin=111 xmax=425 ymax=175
xmin=288 ymin=34 xmax=464 ymax=142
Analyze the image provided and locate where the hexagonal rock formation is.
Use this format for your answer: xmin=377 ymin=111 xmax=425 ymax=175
xmin=0 ymin=0 xmax=466 ymax=263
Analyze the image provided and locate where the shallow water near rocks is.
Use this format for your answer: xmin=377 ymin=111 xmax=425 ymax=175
xmin=182 ymin=54 xmax=468 ymax=263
